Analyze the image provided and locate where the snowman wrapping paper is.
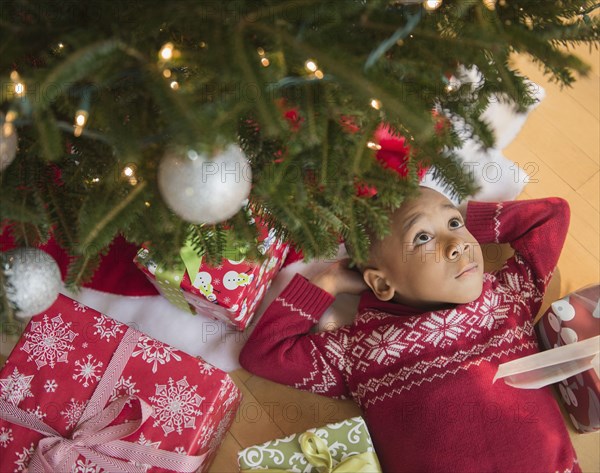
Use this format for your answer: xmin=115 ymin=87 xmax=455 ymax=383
xmin=536 ymin=285 xmax=600 ymax=433
xmin=134 ymin=226 xmax=289 ymax=330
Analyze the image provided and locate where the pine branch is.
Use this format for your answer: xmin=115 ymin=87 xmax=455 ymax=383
xmin=78 ymin=181 xmax=147 ymax=251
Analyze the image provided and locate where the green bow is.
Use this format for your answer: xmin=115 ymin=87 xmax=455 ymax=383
xmin=240 ymin=431 xmax=381 ymax=473
xmin=151 ymin=241 xmax=204 ymax=313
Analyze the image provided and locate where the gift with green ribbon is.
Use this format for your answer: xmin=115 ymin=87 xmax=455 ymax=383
xmin=238 ymin=417 xmax=381 ymax=472
xmin=133 ymin=227 xmax=289 ymax=330
xmin=135 ymin=243 xmax=202 ymax=313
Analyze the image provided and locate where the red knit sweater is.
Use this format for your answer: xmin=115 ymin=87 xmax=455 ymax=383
xmin=240 ymin=198 xmax=579 ymax=473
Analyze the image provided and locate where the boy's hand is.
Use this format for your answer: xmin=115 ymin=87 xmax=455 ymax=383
xmin=310 ymin=259 xmax=368 ymax=296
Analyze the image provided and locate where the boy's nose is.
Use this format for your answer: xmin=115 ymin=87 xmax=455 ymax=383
xmin=445 ymin=240 xmax=470 ymax=260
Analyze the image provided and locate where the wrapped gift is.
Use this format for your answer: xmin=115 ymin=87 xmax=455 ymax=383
xmin=134 ymin=227 xmax=289 ymax=330
xmin=0 ymin=294 xmax=242 ymax=472
xmin=238 ymin=416 xmax=381 ymax=472
xmin=536 ymin=284 xmax=600 ymax=433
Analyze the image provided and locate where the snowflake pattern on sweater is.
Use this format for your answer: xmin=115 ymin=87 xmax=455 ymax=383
xmin=241 ymin=198 xmax=581 ymax=473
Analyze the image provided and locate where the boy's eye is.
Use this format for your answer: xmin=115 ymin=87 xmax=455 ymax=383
xmin=449 ymin=217 xmax=463 ymax=229
xmin=414 ymin=233 xmax=432 ymax=246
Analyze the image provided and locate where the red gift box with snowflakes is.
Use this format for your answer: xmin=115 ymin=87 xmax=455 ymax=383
xmin=0 ymin=294 xmax=242 ymax=473
xmin=134 ymin=226 xmax=289 ymax=330
xmin=536 ymin=284 xmax=600 ymax=433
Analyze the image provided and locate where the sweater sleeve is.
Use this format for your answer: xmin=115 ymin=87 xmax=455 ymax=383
xmin=465 ymin=197 xmax=570 ymax=315
xmin=239 ymin=273 xmax=351 ymax=399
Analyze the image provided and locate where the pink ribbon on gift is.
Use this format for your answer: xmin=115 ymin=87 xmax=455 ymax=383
xmin=0 ymin=327 xmax=206 ymax=473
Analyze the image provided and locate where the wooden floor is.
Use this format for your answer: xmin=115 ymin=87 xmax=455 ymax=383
xmin=209 ymin=44 xmax=600 ymax=471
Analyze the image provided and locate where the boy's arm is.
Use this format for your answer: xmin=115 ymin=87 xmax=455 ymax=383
xmin=239 ymin=273 xmax=351 ymax=399
xmin=465 ymin=198 xmax=570 ymax=313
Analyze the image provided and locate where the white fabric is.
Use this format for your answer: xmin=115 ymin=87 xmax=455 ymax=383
xmin=8 ymin=85 xmax=545 ymax=372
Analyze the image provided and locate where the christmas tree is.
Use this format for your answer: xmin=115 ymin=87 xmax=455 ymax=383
xmin=0 ymin=0 xmax=598 ymax=317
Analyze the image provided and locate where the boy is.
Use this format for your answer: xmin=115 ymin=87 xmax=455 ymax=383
xmin=240 ymin=186 xmax=579 ymax=472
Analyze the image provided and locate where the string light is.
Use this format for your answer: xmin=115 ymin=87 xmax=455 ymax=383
xmin=58 ymin=43 xmax=64 ymax=49
xmin=145 ymin=201 xmax=151 ymax=207
xmin=14 ymin=83 xmax=25 ymax=96
xmin=122 ymin=166 xmax=138 ymax=186
xmin=73 ymin=110 xmax=88 ymax=137
xmin=3 ymin=122 xmax=14 ymax=138
xmin=10 ymin=71 xmax=26 ymax=97
xmin=257 ymin=47 xmax=265 ymax=56
xmin=260 ymin=57 xmax=270 ymax=67
xmin=370 ymin=99 xmax=382 ymax=110
xmin=483 ymin=0 xmax=496 ymax=10
xmin=159 ymin=42 xmax=174 ymax=60
xmin=424 ymin=0 xmax=442 ymax=11
xmin=367 ymin=141 xmax=382 ymax=150
xmin=163 ymin=69 xmax=172 ymax=78
xmin=314 ymin=70 xmax=324 ymax=79
xmin=170 ymin=81 xmax=179 ymax=90
xmin=5 ymin=111 xmax=17 ymax=123
xmin=75 ymin=111 xmax=88 ymax=127
xmin=304 ymin=60 xmax=318 ymax=72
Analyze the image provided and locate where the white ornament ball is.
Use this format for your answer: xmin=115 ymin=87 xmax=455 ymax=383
xmin=158 ymin=145 xmax=252 ymax=224
xmin=0 ymin=120 xmax=18 ymax=172
xmin=2 ymin=248 xmax=62 ymax=318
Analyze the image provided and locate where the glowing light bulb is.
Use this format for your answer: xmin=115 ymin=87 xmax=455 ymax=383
xmin=257 ymin=47 xmax=265 ymax=56
xmin=367 ymin=142 xmax=382 ymax=150
xmin=3 ymin=123 xmax=14 ymax=137
xmin=123 ymin=166 xmax=134 ymax=177
xmin=260 ymin=57 xmax=270 ymax=67
xmin=424 ymin=0 xmax=442 ymax=10
xmin=159 ymin=42 xmax=174 ymax=60
xmin=370 ymin=99 xmax=382 ymax=110
xmin=163 ymin=69 xmax=172 ymax=78
xmin=305 ymin=60 xmax=318 ymax=72
xmin=58 ymin=43 xmax=64 ymax=49
xmin=483 ymin=0 xmax=496 ymax=10
xmin=75 ymin=111 xmax=88 ymax=127
xmin=15 ymin=83 xmax=25 ymax=96
xmin=314 ymin=70 xmax=324 ymax=79
xmin=170 ymin=81 xmax=179 ymax=90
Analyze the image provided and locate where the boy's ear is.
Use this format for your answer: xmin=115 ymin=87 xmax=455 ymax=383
xmin=363 ymin=268 xmax=395 ymax=301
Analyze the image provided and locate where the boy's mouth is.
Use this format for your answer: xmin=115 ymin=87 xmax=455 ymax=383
xmin=455 ymin=263 xmax=478 ymax=278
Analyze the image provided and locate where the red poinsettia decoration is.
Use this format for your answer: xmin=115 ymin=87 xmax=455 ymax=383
xmin=373 ymin=124 xmax=429 ymax=180
xmin=283 ymin=108 xmax=304 ymax=131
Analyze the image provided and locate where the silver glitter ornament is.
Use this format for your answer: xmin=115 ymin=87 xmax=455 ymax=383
xmin=1 ymin=248 xmax=62 ymax=318
xmin=158 ymin=145 xmax=252 ymax=224
xmin=0 ymin=118 xmax=18 ymax=172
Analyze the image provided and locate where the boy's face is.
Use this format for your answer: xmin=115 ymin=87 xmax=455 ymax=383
xmin=363 ymin=187 xmax=484 ymax=310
